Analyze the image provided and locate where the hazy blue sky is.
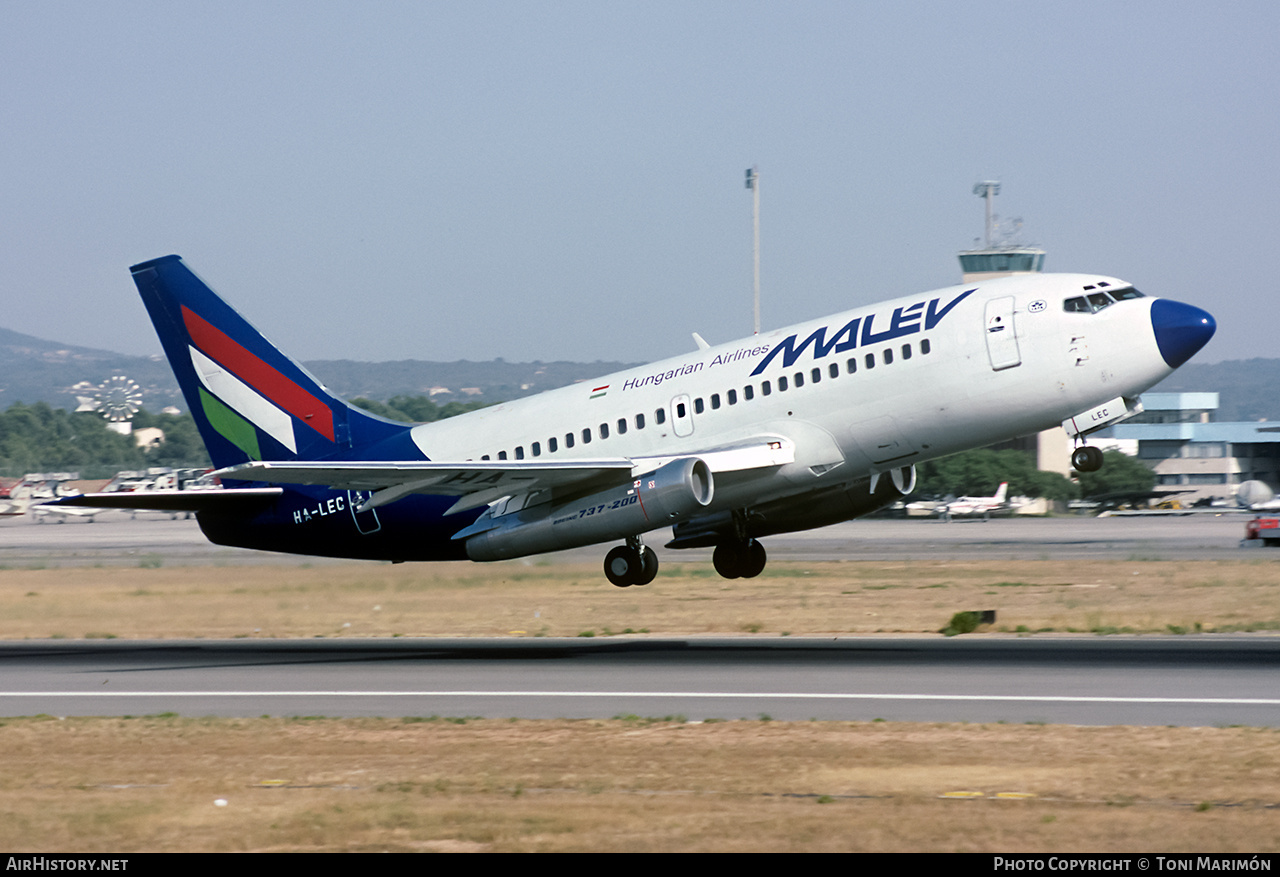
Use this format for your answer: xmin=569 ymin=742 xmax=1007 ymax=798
xmin=2 ymin=1 xmax=1274 ymax=365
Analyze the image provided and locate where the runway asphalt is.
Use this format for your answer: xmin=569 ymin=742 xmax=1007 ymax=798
xmin=0 ymin=636 xmax=1276 ymax=725
xmin=1 ymin=511 xmax=1276 ymax=725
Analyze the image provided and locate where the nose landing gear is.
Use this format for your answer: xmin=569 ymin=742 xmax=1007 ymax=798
xmin=1072 ymin=445 xmax=1104 ymax=473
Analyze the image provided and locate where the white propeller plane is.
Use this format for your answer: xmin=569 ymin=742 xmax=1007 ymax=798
xmin=938 ymin=482 xmax=1011 ymax=519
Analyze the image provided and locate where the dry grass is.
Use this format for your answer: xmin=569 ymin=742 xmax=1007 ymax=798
xmin=0 ymin=716 xmax=1276 ymax=852
xmin=1 ymin=557 xmax=1279 ymax=639
xmin=3 ymin=559 xmax=1278 ymax=851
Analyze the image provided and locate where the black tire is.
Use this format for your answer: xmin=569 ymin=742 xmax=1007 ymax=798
xmin=634 ymin=546 xmax=659 ymax=585
xmin=739 ymin=539 xmax=767 ymax=578
xmin=604 ymin=546 xmax=638 ymax=587
xmin=1072 ymin=446 xmax=1104 ymax=473
xmin=712 ymin=541 xmax=742 ymax=579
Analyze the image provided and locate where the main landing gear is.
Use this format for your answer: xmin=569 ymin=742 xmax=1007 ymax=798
xmin=604 ymin=536 xmax=658 ymax=587
xmin=1071 ymin=445 xmax=1104 ymax=473
xmin=712 ymin=538 xmax=767 ymax=579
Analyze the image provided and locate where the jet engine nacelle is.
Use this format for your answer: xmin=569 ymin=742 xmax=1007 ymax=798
xmin=464 ymin=457 xmax=714 ymax=561
xmin=750 ymin=464 xmax=916 ymax=536
xmin=667 ymin=464 xmax=916 ymax=548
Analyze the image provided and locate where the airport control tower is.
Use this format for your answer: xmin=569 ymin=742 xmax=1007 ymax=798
xmin=958 ymin=181 xmax=1046 ymax=282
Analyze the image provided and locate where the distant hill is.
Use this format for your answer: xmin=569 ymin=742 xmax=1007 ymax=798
xmin=1151 ymin=359 xmax=1280 ymax=422
xmin=2 ymin=323 xmax=1273 ymax=422
xmin=301 ymin=358 xmax=641 ymax=404
xmin=0 ymin=326 xmax=637 ymax=412
xmin=0 ymin=327 xmax=184 ymax=411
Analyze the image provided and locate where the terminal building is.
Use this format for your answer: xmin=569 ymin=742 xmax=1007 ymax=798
xmin=1104 ymin=393 xmax=1280 ymax=503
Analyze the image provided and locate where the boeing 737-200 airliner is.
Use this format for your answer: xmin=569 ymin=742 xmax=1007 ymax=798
xmin=62 ymin=256 xmax=1214 ymax=585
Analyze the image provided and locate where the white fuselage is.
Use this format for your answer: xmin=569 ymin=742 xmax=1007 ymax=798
xmin=409 ymin=273 xmax=1171 ymax=520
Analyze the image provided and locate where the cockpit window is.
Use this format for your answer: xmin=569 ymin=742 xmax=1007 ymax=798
xmin=1087 ymin=292 xmax=1113 ymax=312
xmin=1065 ymin=286 xmax=1145 ymax=314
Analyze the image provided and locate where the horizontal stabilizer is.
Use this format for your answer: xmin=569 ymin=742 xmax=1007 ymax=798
xmin=49 ymin=488 xmax=284 ymax=513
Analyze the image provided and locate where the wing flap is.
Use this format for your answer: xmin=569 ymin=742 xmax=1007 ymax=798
xmin=213 ymin=437 xmax=795 ymax=513
xmin=216 ymin=459 xmax=636 ymax=508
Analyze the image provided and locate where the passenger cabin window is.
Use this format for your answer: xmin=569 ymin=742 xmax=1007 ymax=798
xmin=744 ymin=385 xmax=754 ymax=400
xmin=901 ymin=343 xmax=912 ymax=360
xmin=727 ymin=389 xmax=737 ymax=405
xmin=921 ymin=339 xmax=931 ymax=355
xmin=811 ymin=367 xmax=821 ymax=383
xmin=847 ymin=358 xmax=857 ymax=373
xmin=498 ymin=451 xmax=508 ymax=460
xmin=565 ymin=432 xmax=575 ymax=448
xmin=675 ymin=402 xmax=686 ymax=418
xmin=616 ymin=418 xmax=627 ymax=435
xmin=710 ymin=393 xmax=720 ymax=410
xmin=599 ymin=423 xmax=609 ymax=439
xmin=532 ymin=442 xmax=541 ymax=457
xmin=762 ymin=381 xmax=771 ymax=396
xmin=656 ymin=408 xmax=667 ymax=424
xmin=829 ymin=363 xmax=839 ymax=379
xmin=515 ymin=446 xmax=524 ymax=460
xmin=636 ymin=413 xmax=645 ymax=429
xmin=582 ymin=428 xmax=592 ymax=444
xmin=778 ymin=376 xmax=788 ymax=391
xmin=694 ymin=398 xmax=704 ymax=414
xmin=883 ymin=348 xmax=893 ymax=365
xmin=865 ymin=353 xmax=875 ymax=370
xmin=549 ymin=437 xmax=558 ymax=453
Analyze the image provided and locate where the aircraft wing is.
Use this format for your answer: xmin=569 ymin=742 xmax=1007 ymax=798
xmin=216 ymin=438 xmax=794 ymax=516
xmin=48 ymin=488 xmax=285 ymax=513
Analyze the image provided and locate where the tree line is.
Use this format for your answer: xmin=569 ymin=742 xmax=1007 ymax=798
xmin=0 ymin=395 xmax=490 ymax=479
xmin=0 ymin=403 xmax=208 ymax=479
xmin=914 ymin=447 xmax=1155 ymax=502
xmin=0 ymin=398 xmax=1153 ymax=499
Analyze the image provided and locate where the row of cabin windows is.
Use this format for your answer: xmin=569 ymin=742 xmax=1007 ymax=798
xmin=482 ymin=409 xmax=661 ymax=460
xmin=481 ymin=338 xmax=931 ymax=461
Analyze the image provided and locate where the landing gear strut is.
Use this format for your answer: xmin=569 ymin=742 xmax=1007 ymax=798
xmin=1071 ymin=445 xmax=1104 ymax=473
xmin=604 ymin=536 xmax=658 ymax=587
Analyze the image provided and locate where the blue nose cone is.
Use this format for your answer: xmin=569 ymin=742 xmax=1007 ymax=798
xmin=1151 ymin=299 xmax=1216 ymax=368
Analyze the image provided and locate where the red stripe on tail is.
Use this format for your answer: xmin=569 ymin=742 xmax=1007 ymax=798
xmin=181 ymin=305 xmax=335 ymax=441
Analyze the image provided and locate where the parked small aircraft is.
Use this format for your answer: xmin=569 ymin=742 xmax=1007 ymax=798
xmin=937 ymin=482 xmax=1010 ymax=519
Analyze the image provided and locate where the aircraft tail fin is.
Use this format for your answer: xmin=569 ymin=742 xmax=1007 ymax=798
xmin=131 ymin=255 xmax=408 ymax=470
xmin=994 ymin=482 xmax=1008 ymax=503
